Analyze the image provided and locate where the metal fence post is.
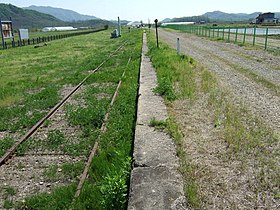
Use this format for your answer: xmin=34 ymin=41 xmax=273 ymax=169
xmin=253 ymin=26 xmax=256 ymax=46
xmin=265 ymin=28 xmax=268 ymax=50
xmin=243 ymin=27 xmax=247 ymax=45
xmin=228 ymin=27 xmax=231 ymax=42
xmin=222 ymin=27 xmax=225 ymax=40
xmin=235 ymin=28 xmax=238 ymax=43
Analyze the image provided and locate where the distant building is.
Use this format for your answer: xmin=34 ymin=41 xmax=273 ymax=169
xmin=256 ymin=13 xmax=278 ymax=24
xmin=42 ymin=26 xmax=77 ymax=32
xmin=127 ymin=21 xmax=142 ymax=28
xmin=161 ymin=22 xmax=195 ymax=26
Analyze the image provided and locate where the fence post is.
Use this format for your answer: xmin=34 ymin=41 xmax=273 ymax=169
xmin=227 ymin=27 xmax=231 ymax=42
xmin=217 ymin=28 xmax=220 ymax=37
xmin=243 ymin=28 xmax=247 ymax=45
xmin=264 ymin=28 xmax=268 ymax=50
xmin=177 ymin=38 xmax=180 ymax=55
xmin=222 ymin=27 xmax=225 ymax=40
xmin=253 ymin=26 xmax=256 ymax=46
xmin=235 ymin=28 xmax=238 ymax=43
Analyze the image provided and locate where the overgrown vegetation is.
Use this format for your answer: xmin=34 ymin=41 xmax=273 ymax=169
xmin=147 ymin=32 xmax=279 ymax=208
xmin=147 ymin=37 xmax=196 ymax=101
xmin=9 ymin=29 xmax=143 ymax=209
xmin=147 ymin=32 xmax=202 ymax=208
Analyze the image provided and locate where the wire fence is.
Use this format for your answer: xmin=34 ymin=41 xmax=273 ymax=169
xmin=162 ymin=25 xmax=280 ymax=52
xmin=1 ymin=28 xmax=107 ymax=50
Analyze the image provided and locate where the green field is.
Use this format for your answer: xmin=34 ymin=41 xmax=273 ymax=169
xmin=0 ymin=28 xmax=142 ymax=209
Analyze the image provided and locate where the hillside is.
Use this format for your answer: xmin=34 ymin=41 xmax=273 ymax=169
xmin=0 ymin=3 xmax=64 ymax=29
xmin=25 ymin=5 xmax=98 ymax=22
xmin=163 ymin=11 xmax=280 ymax=23
xmin=203 ymin=11 xmax=261 ymax=22
xmin=0 ymin=3 xmax=114 ymax=30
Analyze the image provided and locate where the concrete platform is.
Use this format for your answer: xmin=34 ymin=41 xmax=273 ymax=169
xmin=128 ymin=33 xmax=187 ymax=210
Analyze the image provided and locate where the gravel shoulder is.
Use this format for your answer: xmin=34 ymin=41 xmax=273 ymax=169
xmin=159 ymin=29 xmax=280 ymax=135
xmin=157 ymin=29 xmax=280 ymax=209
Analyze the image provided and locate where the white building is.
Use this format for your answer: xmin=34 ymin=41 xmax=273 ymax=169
xmin=42 ymin=26 xmax=77 ymax=32
xmin=127 ymin=21 xmax=142 ymax=28
xmin=161 ymin=22 xmax=195 ymax=26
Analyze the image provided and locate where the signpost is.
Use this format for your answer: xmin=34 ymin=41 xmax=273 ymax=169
xmin=19 ymin=29 xmax=29 ymax=40
xmin=154 ymin=19 xmax=159 ymax=48
xmin=0 ymin=17 xmax=15 ymax=48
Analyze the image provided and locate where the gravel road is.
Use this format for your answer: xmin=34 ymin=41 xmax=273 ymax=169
xmin=159 ymin=29 xmax=280 ymax=135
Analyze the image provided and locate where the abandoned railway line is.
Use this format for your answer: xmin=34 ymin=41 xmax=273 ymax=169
xmin=0 ymin=44 xmax=124 ymax=167
xmin=0 ymin=43 xmax=127 ymax=206
xmin=0 ymin=30 xmax=143 ymax=209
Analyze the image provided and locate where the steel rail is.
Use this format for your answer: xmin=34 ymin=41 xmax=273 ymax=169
xmin=0 ymin=43 xmax=126 ymax=166
xmin=71 ymin=56 xmax=132 ymax=205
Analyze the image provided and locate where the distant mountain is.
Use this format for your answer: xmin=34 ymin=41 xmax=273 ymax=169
xmin=0 ymin=3 xmax=113 ymax=29
xmin=172 ymin=15 xmax=209 ymax=23
xmin=161 ymin=18 xmax=172 ymax=23
xmin=203 ymin=11 xmax=261 ymax=22
xmin=110 ymin=19 xmax=130 ymax=25
xmin=0 ymin=3 xmax=64 ymax=28
xmin=163 ymin=11 xmax=280 ymax=23
xmin=25 ymin=5 xmax=98 ymax=22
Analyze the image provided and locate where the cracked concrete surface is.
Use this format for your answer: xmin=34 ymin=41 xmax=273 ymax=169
xmin=128 ymin=33 xmax=187 ymax=210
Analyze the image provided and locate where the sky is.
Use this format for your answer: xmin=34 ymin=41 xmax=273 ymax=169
xmin=1 ymin=0 xmax=280 ymax=22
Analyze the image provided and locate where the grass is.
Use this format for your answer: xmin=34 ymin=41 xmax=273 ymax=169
xmin=147 ymin=32 xmax=202 ymax=209
xmin=12 ymin=29 xmax=143 ymax=209
xmin=147 ymin=34 xmax=196 ymax=101
xmin=43 ymin=162 xmax=84 ymax=182
xmin=72 ymin=31 xmax=142 ymax=210
xmin=147 ymin=32 xmax=279 ymax=208
xmin=0 ymin=137 xmax=14 ymax=156
xmin=149 ymin=116 xmax=202 ymax=209
xmin=204 ymin=70 xmax=280 ymax=205
xmin=0 ymin=29 xmax=129 ymax=156
xmin=1 ymin=186 xmax=16 ymax=209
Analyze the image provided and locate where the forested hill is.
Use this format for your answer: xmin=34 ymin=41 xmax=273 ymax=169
xmin=0 ymin=4 xmax=114 ymax=30
xmin=0 ymin=3 xmax=64 ymax=29
xmin=25 ymin=5 xmax=98 ymax=22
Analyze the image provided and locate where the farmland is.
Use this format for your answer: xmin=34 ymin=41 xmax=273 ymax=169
xmin=0 ymin=28 xmax=142 ymax=209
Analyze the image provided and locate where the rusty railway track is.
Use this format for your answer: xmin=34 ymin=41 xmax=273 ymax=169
xmin=0 ymin=43 xmax=125 ymax=167
xmin=73 ymin=56 xmax=132 ymax=201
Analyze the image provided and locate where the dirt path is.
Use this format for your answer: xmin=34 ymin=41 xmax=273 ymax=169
xmin=159 ymin=29 xmax=280 ymax=135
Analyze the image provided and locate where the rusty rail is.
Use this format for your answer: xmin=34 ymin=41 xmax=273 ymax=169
xmin=72 ymin=56 xmax=132 ymax=203
xmin=0 ymin=43 xmax=126 ymax=166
